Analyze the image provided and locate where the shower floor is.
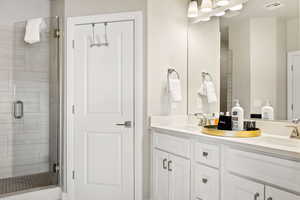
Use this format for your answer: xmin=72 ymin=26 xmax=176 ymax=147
xmin=0 ymin=172 xmax=54 ymax=195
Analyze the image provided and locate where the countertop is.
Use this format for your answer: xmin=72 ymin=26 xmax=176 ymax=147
xmin=151 ymin=122 xmax=300 ymax=160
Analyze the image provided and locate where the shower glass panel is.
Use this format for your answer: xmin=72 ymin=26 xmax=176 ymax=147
xmin=0 ymin=17 xmax=60 ymax=195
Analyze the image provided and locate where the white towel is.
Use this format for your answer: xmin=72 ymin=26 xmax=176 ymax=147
xmin=168 ymin=78 xmax=182 ymax=102
xmin=197 ymin=76 xmax=217 ymax=103
xmin=24 ymin=18 xmax=43 ymax=44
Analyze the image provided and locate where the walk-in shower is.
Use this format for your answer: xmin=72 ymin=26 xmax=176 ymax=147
xmin=0 ymin=16 xmax=60 ymax=196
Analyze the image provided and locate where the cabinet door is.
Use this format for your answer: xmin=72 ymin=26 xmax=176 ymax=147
xmin=224 ymin=174 xmax=264 ymax=200
xmin=153 ymin=149 xmax=169 ymax=200
xmin=193 ymin=164 xmax=219 ymax=200
xmin=266 ymin=186 xmax=300 ymax=200
xmin=169 ymin=154 xmax=190 ymax=200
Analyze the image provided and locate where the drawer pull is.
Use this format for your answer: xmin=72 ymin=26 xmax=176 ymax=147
xmin=163 ymin=158 xmax=167 ymax=170
xmin=254 ymin=193 xmax=260 ymax=200
xmin=203 ymin=152 xmax=209 ymax=157
xmin=168 ymin=160 xmax=172 ymax=171
xmin=202 ymin=178 xmax=208 ymax=184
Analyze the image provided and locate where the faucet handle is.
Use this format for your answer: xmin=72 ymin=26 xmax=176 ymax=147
xmin=292 ymin=119 xmax=300 ymax=124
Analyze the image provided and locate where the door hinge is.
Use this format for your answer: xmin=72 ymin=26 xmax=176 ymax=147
xmin=72 ymin=105 xmax=75 ymax=114
xmin=53 ymin=163 xmax=60 ymax=173
xmin=72 ymin=171 xmax=75 ymax=179
xmin=291 ymin=65 xmax=294 ymax=71
xmin=72 ymin=40 xmax=75 ymax=49
xmin=54 ymin=29 xmax=60 ymax=38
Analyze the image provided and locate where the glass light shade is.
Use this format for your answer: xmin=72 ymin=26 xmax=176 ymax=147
xmin=215 ymin=11 xmax=226 ymax=16
xmin=216 ymin=0 xmax=229 ymax=6
xmin=201 ymin=0 xmax=213 ymax=12
xmin=229 ymin=4 xmax=243 ymax=11
xmin=188 ymin=1 xmax=199 ymax=18
xmin=199 ymin=17 xmax=211 ymax=21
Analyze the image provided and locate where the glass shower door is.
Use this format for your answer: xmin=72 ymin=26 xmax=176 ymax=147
xmin=0 ymin=17 xmax=60 ymax=195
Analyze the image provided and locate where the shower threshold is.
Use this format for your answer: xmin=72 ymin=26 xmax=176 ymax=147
xmin=0 ymin=172 xmax=56 ymax=196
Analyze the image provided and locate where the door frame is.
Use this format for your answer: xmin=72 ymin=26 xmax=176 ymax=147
xmin=65 ymin=11 xmax=144 ymax=200
xmin=287 ymin=51 xmax=300 ymax=120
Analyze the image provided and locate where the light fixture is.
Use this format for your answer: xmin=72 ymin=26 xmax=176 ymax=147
xmin=188 ymin=0 xmax=199 ymax=18
xmin=201 ymin=0 xmax=213 ymax=12
xmin=216 ymin=0 xmax=229 ymax=6
xmin=215 ymin=11 xmax=226 ymax=16
xmin=199 ymin=17 xmax=211 ymax=21
xmin=229 ymin=4 xmax=243 ymax=11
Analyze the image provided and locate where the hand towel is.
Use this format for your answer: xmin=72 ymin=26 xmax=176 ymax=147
xmin=168 ymin=78 xmax=182 ymax=102
xmin=24 ymin=18 xmax=43 ymax=44
xmin=205 ymin=80 xmax=217 ymax=103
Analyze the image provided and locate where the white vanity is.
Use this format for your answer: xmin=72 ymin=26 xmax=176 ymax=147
xmin=150 ymin=117 xmax=300 ymax=200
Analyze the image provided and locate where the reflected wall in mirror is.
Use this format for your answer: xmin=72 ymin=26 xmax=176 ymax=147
xmin=188 ymin=0 xmax=300 ymax=121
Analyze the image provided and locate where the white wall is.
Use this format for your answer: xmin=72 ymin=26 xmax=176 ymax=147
xmin=147 ymin=0 xmax=188 ymax=116
xmin=188 ymin=19 xmax=220 ymax=114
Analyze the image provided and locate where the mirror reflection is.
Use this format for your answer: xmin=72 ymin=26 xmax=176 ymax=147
xmin=188 ymin=0 xmax=300 ymax=121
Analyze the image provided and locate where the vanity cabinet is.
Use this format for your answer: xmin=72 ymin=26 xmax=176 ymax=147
xmin=151 ymin=130 xmax=300 ymax=200
xmin=152 ymin=133 xmax=191 ymax=200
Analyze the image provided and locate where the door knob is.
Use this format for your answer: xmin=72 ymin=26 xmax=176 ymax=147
xmin=116 ymin=121 xmax=132 ymax=128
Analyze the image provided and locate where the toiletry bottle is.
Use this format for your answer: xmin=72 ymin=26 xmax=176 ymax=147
xmin=261 ymin=100 xmax=274 ymax=120
xmin=232 ymin=99 xmax=244 ymax=130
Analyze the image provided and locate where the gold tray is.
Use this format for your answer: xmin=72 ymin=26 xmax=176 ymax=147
xmin=202 ymin=125 xmax=261 ymax=138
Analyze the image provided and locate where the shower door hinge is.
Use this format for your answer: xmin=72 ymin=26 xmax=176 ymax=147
xmin=72 ymin=171 xmax=76 ymax=180
xmin=55 ymin=29 xmax=60 ymax=38
xmin=53 ymin=163 xmax=60 ymax=173
xmin=72 ymin=105 xmax=75 ymax=114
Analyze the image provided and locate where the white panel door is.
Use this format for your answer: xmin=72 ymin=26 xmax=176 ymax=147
xmin=168 ymin=154 xmax=190 ymax=200
xmin=266 ymin=186 xmax=300 ymax=200
xmin=153 ymin=150 xmax=169 ymax=200
xmin=224 ymin=174 xmax=264 ymax=200
xmin=73 ymin=21 xmax=134 ymax=200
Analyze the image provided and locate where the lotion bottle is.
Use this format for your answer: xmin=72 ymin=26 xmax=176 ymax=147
xmin=261 ymin=100 xmax=274 ymax=120
xmin=232 ymin=99 xmax=244 ymax=130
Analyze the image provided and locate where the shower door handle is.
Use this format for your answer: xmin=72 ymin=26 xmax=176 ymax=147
xmin=13 ymin=101 xmax=24 ymax=119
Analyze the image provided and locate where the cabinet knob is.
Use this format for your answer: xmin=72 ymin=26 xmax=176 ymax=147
xmin=203 ymin=152 xmax=209 ymax=157
xmin=202 ymin=178 xmax=208 ymax=184
xmin=168 ymin=160 xmax=172 ymax=171
xmin=163 ymin=158 xmax=167 ymax=170
xmin=254 ymin=193 xmax=260 ymax=200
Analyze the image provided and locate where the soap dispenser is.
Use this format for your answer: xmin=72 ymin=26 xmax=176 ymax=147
xmin=232 ymin=99 xmax=244 ymax=130
xmin=261 ymin=100 xmax=274 ymax=120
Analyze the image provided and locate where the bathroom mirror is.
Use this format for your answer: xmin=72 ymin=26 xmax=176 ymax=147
xmin=188 ymin=0 xmax=300 ymax=121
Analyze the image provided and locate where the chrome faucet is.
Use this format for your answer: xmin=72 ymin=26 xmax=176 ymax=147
xmin=287 ymin=119 xmax=300 ymax=139
xmin=194 ymin=113 xmax=208 ymax=127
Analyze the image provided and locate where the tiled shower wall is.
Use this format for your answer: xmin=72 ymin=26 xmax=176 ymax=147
xmin=0 ymin=21 xmax=52 ymax=179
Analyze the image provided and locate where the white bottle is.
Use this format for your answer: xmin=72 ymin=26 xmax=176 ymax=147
xmin=232 ymin=99 xmax=244 ymax=130
xmin=262 ymin=100 xmax=274 ymax=120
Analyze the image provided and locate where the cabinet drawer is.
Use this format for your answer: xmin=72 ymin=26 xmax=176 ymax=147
xmin=226 ymin=148 xmax=300 ymax=193
xmin=194 ymin=142 xmax=220 ymax=168
xmin=266 ymin=186 xmax=300 ymax=200
xmin=193 ymin=164 xmax=219 ymax=200
xmin=153 ymin=133 xmax=191 ymax=158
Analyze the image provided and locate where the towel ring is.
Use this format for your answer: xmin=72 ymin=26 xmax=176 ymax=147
xmin=202 ymin=72 xmax=213 ymax=81
xmin=168 ymin=68 xmax=180 ymax=80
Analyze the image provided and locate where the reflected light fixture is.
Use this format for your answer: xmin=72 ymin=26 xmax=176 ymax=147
xmin=201 ymin=0 xmax=213 ymax=12
xmin=215 ymin=11 xmax=226 ymax=16
xmin=216 ymin=0 xmax=230 ymax=6
xmin=188 ymin=0 xmax=199 ymax=18
xmin=229 ymin=4 xmax=243 ymax=11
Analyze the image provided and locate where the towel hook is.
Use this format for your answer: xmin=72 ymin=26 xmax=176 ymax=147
xmin=168 ymin=68 xmax=180 ymax=80
xmin=90 ymin=22 xmax=109 ymax=48
xmin=202 ymin=71 xmax=213 ymax=81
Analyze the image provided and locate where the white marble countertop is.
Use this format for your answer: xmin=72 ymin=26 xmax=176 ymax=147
xmin=151 ymin=117 xmax=300 ymax=159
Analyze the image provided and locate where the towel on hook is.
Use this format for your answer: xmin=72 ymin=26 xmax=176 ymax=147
xmin=198 ymin=75 xmax=217 ymax=103
xmin=24 ymin=18 xmax=44 ymax=44
xmin=168 ymin=78 xmax=182 ymax=102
